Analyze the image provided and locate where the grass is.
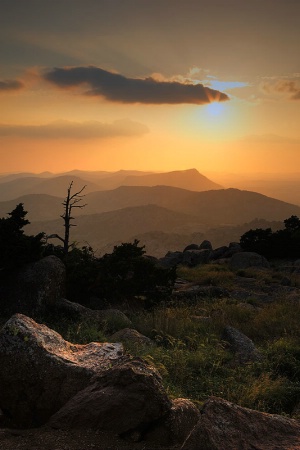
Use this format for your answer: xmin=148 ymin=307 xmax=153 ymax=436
xmin=177 ymin=263 xmax=235 ymax=288
xmin=43 ymin=285 xmax=300 ymax=416
xmin=4 ymin=262 xmax=299 ymax=418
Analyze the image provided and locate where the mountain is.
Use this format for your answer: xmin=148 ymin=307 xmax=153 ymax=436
xmin=2 ymin=186 xmax=300 ymax=226
xmin=0 ymin=169 xmax=221 ymax=199
xmin=0 ymin=194 xmax=63 ymax=222
xmin=121 ymin=168 xmax=222 ymax=191
xmin=0 ymin=175 xmax=99 ymax=201
xmin=27 ymin=204 xmax=202 ymax=253
xmin=82 ymin=186 xmax=300 ymax=226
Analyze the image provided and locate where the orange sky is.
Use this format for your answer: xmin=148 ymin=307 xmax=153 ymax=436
xmin=0 ymin=0 xmax=299 ymax=175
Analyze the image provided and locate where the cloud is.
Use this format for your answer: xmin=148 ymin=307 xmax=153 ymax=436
xmin=0 ymin=119 xmax=149 ymax=139
xmin=43 ymin=66 xmax=229 ymax=105
xmin=261 ymin=79 xmax=300 ymax=100
xmin=0 ymin=79 xmax=24 ymax=92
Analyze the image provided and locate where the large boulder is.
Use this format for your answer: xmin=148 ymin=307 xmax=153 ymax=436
xmin=182 ymin=249 xmax=212 ymax=266
xmin=145 ymin=398 xmax=200 ymax=445
xmin=222 ymin=326 xmax=262 ymax=364
xmin=1 ymin=255 xmax=65 ymax=315
xmin=48 ymin=358 xmax=171 ymax=435
xmin=0 ymin=314 xmax=124 ymax=427
xmin=54 ymin=298 xmax=132 ymax=331
xmin=159 ymin=251 xmax=183 ymax=268
xmin=229 ymin=251 xmax=270 ymax=271
xmin=181 ymin=397 xmax=300 ymax=450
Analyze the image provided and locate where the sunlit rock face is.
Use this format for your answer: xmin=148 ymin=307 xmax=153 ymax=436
xmin=0 ymin=314 xmax=124 ymax=427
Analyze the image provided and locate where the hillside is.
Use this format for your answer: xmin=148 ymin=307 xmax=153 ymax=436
xmin=121 ymin=168 xmax=222 ymax=191
xmin=27 ymin=204 xmax=203 ymax=253
xmin=0 ymin=175 xmax=99 ymax=201
xmin=83 ymin=186 xmax=300 ymax=225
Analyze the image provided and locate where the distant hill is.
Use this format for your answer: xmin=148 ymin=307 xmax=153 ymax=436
xmin=121 ymin=168 xmax=222 ymax=191
xmin=0 ymin=169 xmax=221 ymax=200
xmin=82 ymin=186 xmax=300 ymax=226
xmin=27 ymin=204 xmax=203 ymax=253
xmin=0 ymin=194 xmax=63 ymax=222
xmin=2 ymin=185 xmax=300 ymax=226
xmin=0 ymin=175 xmax=99 ymax=201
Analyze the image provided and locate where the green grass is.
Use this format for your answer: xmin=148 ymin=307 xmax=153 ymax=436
xmin=177 ymin=263 xmax=235 ymax=288
xmin=11 ymin=263 xmax=300 ymax=418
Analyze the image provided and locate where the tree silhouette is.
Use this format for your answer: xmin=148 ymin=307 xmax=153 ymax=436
xmin=48 ymin=181 xmax=86 ymax=254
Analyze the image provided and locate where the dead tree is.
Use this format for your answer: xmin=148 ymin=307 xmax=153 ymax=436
xmin=48 ymin=181 xmax=86 ymax=254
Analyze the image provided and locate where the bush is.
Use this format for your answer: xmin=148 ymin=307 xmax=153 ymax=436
xmin=0 ymin=203 xmax=44 ymax=272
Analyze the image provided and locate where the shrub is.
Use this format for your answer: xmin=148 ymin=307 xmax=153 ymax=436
xmin=0 ymin=203 xmax=44 ymax=272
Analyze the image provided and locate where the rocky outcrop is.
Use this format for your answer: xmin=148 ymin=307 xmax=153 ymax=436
xmin=145 ymin=398 xmax=200 ymax=445
xmin=109 ymin=328 xmax=153 ymax=346
xmin=181 ymin=397 xmax=300 ymax=450
xmin=0 ymin=314 xmax=123 ymax=427
xmin=54 ymin=298 xmax=132 ymax=331
xmin=1 ymin=255 xmax=65 ymax=315
xmin=0 ymin=314 xmax=172 ymax=436
xmin=182 ymin=249 xmax=213 ymax=266
xmin=229 ymin=251 xmax=270 ymax=270
xmin=222 ymin=326 xmax=262 ymax=364
xmin=48 ymin=358 xmax=171 ymax=435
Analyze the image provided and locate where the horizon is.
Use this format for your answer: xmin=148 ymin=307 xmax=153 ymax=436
xmin=1 ymin=0 xmax=299 ymax=175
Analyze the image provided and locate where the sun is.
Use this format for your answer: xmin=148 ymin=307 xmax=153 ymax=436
xmin=205 ymin=101 xmax=225 ymax=116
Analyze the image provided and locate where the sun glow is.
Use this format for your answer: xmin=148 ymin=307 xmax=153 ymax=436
xmin=205 ymin=102 xmax=226 ymax=116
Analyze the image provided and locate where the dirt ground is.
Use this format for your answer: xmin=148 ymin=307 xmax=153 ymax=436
xmin=0 ymin=427 xmax=180 ymax=450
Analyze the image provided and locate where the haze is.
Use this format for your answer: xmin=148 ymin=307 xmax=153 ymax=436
xmin=0 ymin=0 xmax=299 ymax=177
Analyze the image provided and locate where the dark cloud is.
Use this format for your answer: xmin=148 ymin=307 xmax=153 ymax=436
xmin=261 ymin=79 xmax=300 ymax=100
xmin=43 ymin=66 xmax=229 ymax=105
xmin=0 ymin=119 xmax=149 ymax=139
xmin=0 ymin=79 xmax=24 ymax=92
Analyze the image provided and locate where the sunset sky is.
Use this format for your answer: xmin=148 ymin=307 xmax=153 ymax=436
xmin=0 ymin=0 xmax=299 ymax=175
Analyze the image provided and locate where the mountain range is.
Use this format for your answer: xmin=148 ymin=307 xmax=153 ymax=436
xmin=1 ymin=169 xmax=299 ymax=256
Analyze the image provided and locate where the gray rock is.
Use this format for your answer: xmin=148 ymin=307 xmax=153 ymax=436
xmin=183 ymin=244 xmax=200 ymax=252
xmin=54 ymin=298 xmax=132 ymax=331
xmin=1 ymin=256 xmax=65 ymax=315
xmin=182 ymin=249 xmax=213 ymax=266
xmin=181 ymin=397 xmax=300 ymax=450
xmin=0 ymin=314 xmax=124 ymax=427
xmin=145 ymin=398 xmax=200 ymax=445
xmin=159 ymin=251 xmax=183 ymax=268
xmin=229 ymin=251 xmax=270 ymax=270
xmin=109 ymin=328 xmax=153 ymax=346
xmin=48 ymin=358 xmax=171 ymax=435
xmin=222 ymin=325 xmax=262 ymax=364
xmin=199 ymin=240 xmax=213 ymax=250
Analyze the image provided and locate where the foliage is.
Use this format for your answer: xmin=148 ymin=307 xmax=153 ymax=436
xmin=240 ymin=215 xmax=300 ymax=258
xmin=45 ymin=239 xmax=175 ymax=308
xmin=91 ymin=240 xmax=176 ymax=308
xmin=0 ymin=203 xmax=44 ymax=272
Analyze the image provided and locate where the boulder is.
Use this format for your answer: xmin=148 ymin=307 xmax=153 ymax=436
xmin=183 ymin=244 xmax=200 ymax=252
xmin=222 ymin=326 xmax=262 ymax=364
xmin=0 ymin=314 xmax=124 ymax=427
xmin=182 ymin=249 xmax=212 ymax=266
xmin=211 ymin=246 xmax=229 ymax=260
xmin=181 ymin=397 xmax=300 ymax=450
xmin=53 ymin=298 xmax=132 ymax=331
xmin=159 ymin=251 xmax=183 ymax=268
xmin=1 ymin=255 xmax=65 ymax=315
xmin=109 ymin=328 xmax=153 ymax=346
xmin=48 ymin=358 xmax=171 ymax=435
xmin=145 ymin=398 xmax=200 ymax=445
xmin=199 ymin=240 xmax=213 ymax=250
xmin=229 ymin=251 xmax=270 ymax=271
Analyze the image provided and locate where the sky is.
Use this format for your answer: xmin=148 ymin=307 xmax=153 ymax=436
xmin=0 ymin=0 xmax=299 ymax=175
